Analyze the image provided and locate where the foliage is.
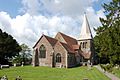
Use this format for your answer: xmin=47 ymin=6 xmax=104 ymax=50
xmin=12 ymin=55 xmax=22 ymax=64
xmin=20 ymin=44 xmax=32 ymax=65
xmin=0 ymin=29 xmax=22 ymax=64
xmin=94 ymin=0 xmax=120 ymax=65
xmin=0 ymin=66 xmax=110 ymax=80
xmin=100 ymin=64 xmax=113 ymax=72
xmin=112 ymin=67 xmax=120 ymax=78
xmin=100 ymin=63 xmax=120 ymax=78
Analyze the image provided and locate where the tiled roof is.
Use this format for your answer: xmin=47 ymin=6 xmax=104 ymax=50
xmin=33 ymin=32 xmax=81 ymax=54
xmin=60 ymin=42 xmax=75 ymax=53
xmin=54 ymin=32 xmax=79 ymax=53
xmin=44 ymin=35 xmax=58 ymax=46
xmin=58 ymin=32 xmax=78 ymax=46
xmin=33 ymin=34 xmax=57 ymax=48
xmin=72 ymin=45 xmax=80 ymax=50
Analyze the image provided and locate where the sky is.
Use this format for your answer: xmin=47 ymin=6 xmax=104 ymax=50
xmin=0 ymin=0 xmax=111 ymax=48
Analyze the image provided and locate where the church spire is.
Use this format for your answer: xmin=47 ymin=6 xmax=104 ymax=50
xmin=79 ymin=13 xmax=93 ymax=40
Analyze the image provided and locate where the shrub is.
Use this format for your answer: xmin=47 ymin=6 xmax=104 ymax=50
xmin=100 ymin=64 xmax=113 ymax=72
xmin=12 ymin=56 xmax=22 ymax=65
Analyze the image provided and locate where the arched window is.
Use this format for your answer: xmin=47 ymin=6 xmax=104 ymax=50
xmin=80 ymin=42 xmax=82 ymax=48
xmin=85 ymin=42 xmax=87 ymax=48
xmin=82 ymin=42 xmax=87 ymax=48
xmin=56 ymin=53 xmax=61 ymax=63
xmin=39 ymin=45 xmax=46 ymax=58
xmin=83 ymin=42 xmax=85 ymax=48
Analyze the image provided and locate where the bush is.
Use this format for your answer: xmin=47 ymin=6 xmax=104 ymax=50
xmin=106 ymin=64 xmax=113 ymax=72
xmin=12 ymin=56 xmax=22 ymax=65
xmin=100 ymin=64 xmax=113 ymax=72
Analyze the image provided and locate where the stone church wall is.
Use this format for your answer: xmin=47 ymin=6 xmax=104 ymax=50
xmin=35 ymin=36 xmax=54 ymax=67
xmin=54 ymin=42 xmax=67 ymax=68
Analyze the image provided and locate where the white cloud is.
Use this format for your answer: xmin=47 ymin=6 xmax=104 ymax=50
xmin=0 ymin=12 xmax=12 ymax=33
xmin=20 ymin=0 xmax=100 ymax=16
xmin=0 ymin=0 xmax=106 ymax=48
xmin=19 ymin=0 xmax=41 ymax=15
xmin=0 ymin=12 xmax=81 ymax=47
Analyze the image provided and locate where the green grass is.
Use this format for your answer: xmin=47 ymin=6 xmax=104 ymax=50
xmin=112 ymin=68 xmax=120 ymax=78
xmin=0 ymin=66 xmax=110 ymax=80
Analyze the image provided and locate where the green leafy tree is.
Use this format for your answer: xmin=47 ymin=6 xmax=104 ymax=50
xmin=20 ymin=43 xmax=32 ymax=65
xmin=12 ymin=55 xmax=22 ymax=64
xmin=0 ymin=29 xmax=22 ymax=64
xmin=94 ymin=0 xmax=120 ymax=65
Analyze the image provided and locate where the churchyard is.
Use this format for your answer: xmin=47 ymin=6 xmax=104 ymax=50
xmin=0 ymin=66 xmax=110 ymax=80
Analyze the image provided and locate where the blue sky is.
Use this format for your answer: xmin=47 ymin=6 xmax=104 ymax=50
xmin=0 ymin=0 xmax=22 ymax=17
xmin=0 ymin=0 xmax=111 ymax=47
xmin=0 ymin=0 xmax=111 ymax=17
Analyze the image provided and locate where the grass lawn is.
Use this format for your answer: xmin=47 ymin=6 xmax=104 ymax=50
xmin=0 ymin=66 xmax=110 ymax=80
xmin=112 ymin=68 xmax=120 ymax=78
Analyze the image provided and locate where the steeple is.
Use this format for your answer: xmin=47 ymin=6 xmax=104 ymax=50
xmin=79 ymin=13 xmax=93 ymax=40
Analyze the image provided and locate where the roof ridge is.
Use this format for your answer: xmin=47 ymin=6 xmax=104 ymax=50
xmin=59 ymin=41 xmax=75 ymax=53
xmin=59 ymin=41 xmax=67 ymax=45
xmin=59 ymin=32 xmax=76 ymax=40
xmin=44 ymin=35 xmax=58 ymax=46
xmin=44 ymin=35 xmax=58 ymax=41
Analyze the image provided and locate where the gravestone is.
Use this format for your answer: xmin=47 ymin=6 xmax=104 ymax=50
xmin=14 ymin=63 xmax=16 ymax=67
xmin=1 ymin=75 xmax=8 ymax=80
xmin=21 ymin=62 xmax=24 ymax=67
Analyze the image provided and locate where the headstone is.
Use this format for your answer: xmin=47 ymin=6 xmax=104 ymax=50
xmin=60 ymin=64 xmax=63 ymax=68
xmin=21 ymin=62 xmax=24 ymax=67
xmin=83 ymin=63 xmax=85 ymax=66
xmin=14 ymin=63 xmax=16 ymax=67
xmin=1 ymin=75 xmax=8 ymax=80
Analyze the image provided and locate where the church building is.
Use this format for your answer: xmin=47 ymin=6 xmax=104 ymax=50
xmin=32 ymin=14 xmax=95 ymax=68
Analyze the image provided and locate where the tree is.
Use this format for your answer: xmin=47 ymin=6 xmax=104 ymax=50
xmin=0 ymin=29 xmax=22 ymax=64
xmin=94 ymin=0 xmax=120 ymax=65
xmin=20 ymin=43 xmax=32 ymax=65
